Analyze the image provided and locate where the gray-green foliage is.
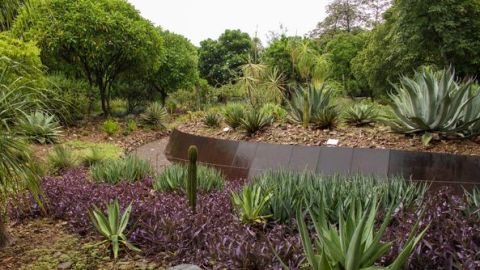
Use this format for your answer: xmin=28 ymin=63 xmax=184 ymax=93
xmin=48 ymin=145 xmax=78 ymax=172
xmin=18 ymin=111 xmax=62 ymax=144
xmin=153 ymin=163 xmax=224 ymax=193
xmin=141 ymin=102 xmax=167 ymax=130
xmin=223 ymin=103 xmax=245 ymax=129
xmin=248 ymin=170 xmax=426 ymax=223
xmin=294 ymin=197 xmax=428 ymax=270
xmin=288 ymin=84 xmax=338 ymax=128
xmin=202 ymin=112 xmax=221 ymax=128
xmin=240 ymin=110 xmax=273 ymax=135
xmin=343 ymin=102 xmax=379 ymax=126
xmin=90 ymin=156 xmax=152 ymax=184
xmin=389 ymin=68 xmax=480 ymax=136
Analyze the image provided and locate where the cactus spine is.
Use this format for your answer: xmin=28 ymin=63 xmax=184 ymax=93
xmin=303 ymin=90 xmax=309 ymax=129
xmin=187 ymin=145 xmax=198 ymax=213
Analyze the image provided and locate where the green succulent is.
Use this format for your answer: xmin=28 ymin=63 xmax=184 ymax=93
xmin=223 ymin=103 xmax=245 ymax=129
xmin=141 ymin=102 xmax=167 ymax=130
xmin=240 ymin=110 xmax=273 ymax=135
xmin=288 ymin=84 xmax=336 ymax=128
xmin=202 ymin=112 xmax=221 ymax=128
xmin=344 ymin=103 xmax=379 ymax=126
xmin=18 ymin=111 xmax=62 ymax=144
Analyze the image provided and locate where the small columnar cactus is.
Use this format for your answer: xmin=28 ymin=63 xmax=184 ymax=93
xmin=187 ymin=145 xmax=198 ymax=213
xmin=303 ymin=90 xmax=309 ymax=129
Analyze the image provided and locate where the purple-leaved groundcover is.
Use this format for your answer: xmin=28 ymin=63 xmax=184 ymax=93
xmin=11 ymin=168 xmax=480 ymax=269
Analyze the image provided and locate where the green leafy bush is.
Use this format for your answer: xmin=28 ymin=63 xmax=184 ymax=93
xmin=248 ymin=170 xmax=426 ymax=223
xmin=48 ymin=145 xmax=78 ymax=172
xmin=231 ymin=185 xmax=272 ymax=224
xmin=153 ymin=163 xmax=224 ymax=193
xmin=344 ymin=103 xmax=379 ymax=126
xmin=89 ymin=199 xmax=140 ymax=259
xmin=142 ymin=102 xmax=167 ymax=130
xmin=90 ymin=156 xmax=152 ymax=184
xmin=223 ymin=103 xmax=245 ymax=129
xmin=102 ymin=119 xmax=119 ymax=136
xmin=288 ymin=84 xmax=337 ymax=128
xmin=260 ymin=103 xmax=288 ymax=122
xmin=18 ymin=111 xmax=62 ymax=144
xmin=123 ymin=118 xmax=137 ymax=136
xmin=389 ymin=68 xmax=480 ymax=136
xmin=110 ymin=98 xmax=128 ymax=117
xmin=295 ymin=198 xmax=428 ymax=270
xmin=240 ymin=110 xmax=273 ymax=135
xmin=202 ymin=112 xmax=221 ymax=128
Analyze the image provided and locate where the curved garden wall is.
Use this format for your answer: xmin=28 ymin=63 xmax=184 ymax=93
xmin=165 ymin=129 xmax=480 ymax=187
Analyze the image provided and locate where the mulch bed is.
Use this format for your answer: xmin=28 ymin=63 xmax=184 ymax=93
xmin=179 ymin=121 xmax=480 ymax=156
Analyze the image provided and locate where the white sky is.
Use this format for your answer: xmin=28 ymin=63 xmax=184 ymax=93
xmin=127 ymin=0 xmax=330 ymax=46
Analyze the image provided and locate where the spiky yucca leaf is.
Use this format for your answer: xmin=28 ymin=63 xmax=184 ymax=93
xmin=141 ymin=102 xmax=167 ymax=130
xmin=240 ymin=110 xmax=273 ymax=135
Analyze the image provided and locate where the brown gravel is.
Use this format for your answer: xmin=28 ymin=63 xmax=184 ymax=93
xmin=179 ymin=120 xmax=480 ymax=156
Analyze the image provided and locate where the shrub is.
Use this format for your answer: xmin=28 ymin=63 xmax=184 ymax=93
xmin=142 ymin=102 xmax=167 ymax=130
xmin=123 ymin=118 xmax=137 ymax=136
xmin=89 ymin=199 xmax=140 ymax=259
xmin=288 ymin=84 xmax=337 ymax=128
xmin=223 ymin=103 xmax=245 ymax=129
xmin=153 ymin=164 xmax=224 ymax=193
xmin=260 ymin=103 xmax=288 ymax=122
xmin=295 ymin=197 xmax=428 ymax=270
xmin=249 ymin=171 xmax=426 ymax=223
xmin=110 ymin=98 xmax=128 ymax=117
xmin=18 ymin=111 xmax=62 ymax=144
xmin=344 ymin=103 xmax=379 ymax=126
xmin=48 ymin=145 xmax=78 ymax=172
xmin=240 ymin=110 xmax=273 ymax=135
xmin=389 ymin=68 xmax=480 ymax=136
xmin=102 ymin=119 xmax=119 ymax=136
xmin=202 ymin=112 xmax=221 ymax=128
xmin=232 ymin=185 xmax=272 ymax=224
xmin=90 ymin=156 xmax=152 ymax=184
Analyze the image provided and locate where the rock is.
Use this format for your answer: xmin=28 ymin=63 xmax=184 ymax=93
xmin=57 ymin=261 xmax=73 ymax=269
xmin=168 ymin=264 xmax=202 ymax=270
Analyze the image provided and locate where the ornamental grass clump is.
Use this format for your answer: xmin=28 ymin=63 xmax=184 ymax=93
xmin=202 ymin=112 xmax=221 ymax=128
xmin=90 ymin=156 xmax=152 ymax=184
xmin=389 ymin=67 xmax=480 ymax=138
xmin=153 ymin=163 xmax=225 ymax=193
xmin=223 ymin=103 xmax=245 ymax=129
xmin=48 ymin=145 xmax=78 ymax=172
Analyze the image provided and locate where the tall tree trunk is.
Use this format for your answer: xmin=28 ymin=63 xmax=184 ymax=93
xmin=0 ymin=216 xmax=8 ymax=248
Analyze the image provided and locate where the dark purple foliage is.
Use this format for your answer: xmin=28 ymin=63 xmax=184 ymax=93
xmin=384 ymin=187 xmax=480 ymax=270
xmin=16 ymin=168 xmax=303 ymax=269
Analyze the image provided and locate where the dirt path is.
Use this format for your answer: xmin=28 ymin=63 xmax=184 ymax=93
xmin=132 ymin=137 xmax=171 ymax=172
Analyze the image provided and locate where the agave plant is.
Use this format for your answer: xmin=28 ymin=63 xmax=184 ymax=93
xmin=295 ymin=198 xmax=428 ymax=270
xmin=89 ymin=199 xmax=140 ymax=259
xmin=232 ymin=185 xmax=273 ymax=224
xmin=389 ymin=68 xmax=480 ymax=136
xmin=18 ymin=111 xmax=62 ymax=144
xmin=223 ymin=103 xmax=245 ymax=129
xmin=288 ymin=84 xmax=336 ymax=127
xmin=240 ymin=110 xmax=273 ymax=135
xmin=141 ymin=102 xmax=167 ymax=130
xmin=344 ymin=103 xmax=379 ymax=126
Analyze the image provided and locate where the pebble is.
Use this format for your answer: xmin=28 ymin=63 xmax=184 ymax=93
xmin=57 ymin=261 xmax=73 ymax=269
xmin=167 ymin=264 xmax=202 ymax=270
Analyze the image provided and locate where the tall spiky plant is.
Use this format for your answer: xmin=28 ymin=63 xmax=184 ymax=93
xmin=187 ymin=145 xmax=198 ymax=213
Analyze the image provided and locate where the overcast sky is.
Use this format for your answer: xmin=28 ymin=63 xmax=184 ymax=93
xmin=127 ymin=0 xmax=330 ymax=46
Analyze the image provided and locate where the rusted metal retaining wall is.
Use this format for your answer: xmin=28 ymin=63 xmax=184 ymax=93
xmin=165 ymin=129 xmax=480 ymax=187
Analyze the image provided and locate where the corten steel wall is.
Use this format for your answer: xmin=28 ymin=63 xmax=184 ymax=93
xmin=165 ymin=129 xmax=480 ymax=187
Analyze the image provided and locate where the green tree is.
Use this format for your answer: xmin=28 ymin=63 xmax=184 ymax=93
xmin=149 ymin=30 xmax=199 ymax=104
xmin=198 ymin=29 xmax=253 ymax=86
xmin=12 ymin=0 xmax=163 ymax=115
xmin=352 ymin=0 xmax=480 ymax=97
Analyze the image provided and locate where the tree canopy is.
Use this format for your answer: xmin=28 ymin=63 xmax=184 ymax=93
xmin=198 ymin=29 xmax=253 ymax=87
xmin=12 ymin=0 xmax=163 ymax=115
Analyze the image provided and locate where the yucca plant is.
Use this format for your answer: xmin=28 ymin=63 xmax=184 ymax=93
xmin=389 ymin=67 xmax=480 ymax=137
xmin=288 ymin=84 xmax=336 ymax=127
xmin=232 ymin=185 xmax=273 ymax=224
xmin=464 ymin=188 xmax=480 ymax=219
xmin=18 ymin=111 xmax=62 ymax=144
xmin=240 ymin=110 xmax=273 ymax=135
xmin=202 ymin=112 xmax=221 ymax=128
xmin=141 ymin=102 xmax=167 ymax=130
xmin=295 ymin=198 xmax=428 ymax=270
xmin=344 ymin=103 xmax=379 ymax=126
xmin=89 ymin=199 xmax=140 ymax=259
xmin=223 ymin=103 xmax=245 ymax=129
xmin=48 ymin=145 xmax=78 ymax=172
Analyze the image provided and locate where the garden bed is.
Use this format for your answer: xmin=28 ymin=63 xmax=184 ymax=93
xmin=11 ymin=168 xmax=480 ymax=269
xmin=179 ymin=121 xmax=480 ymax=156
